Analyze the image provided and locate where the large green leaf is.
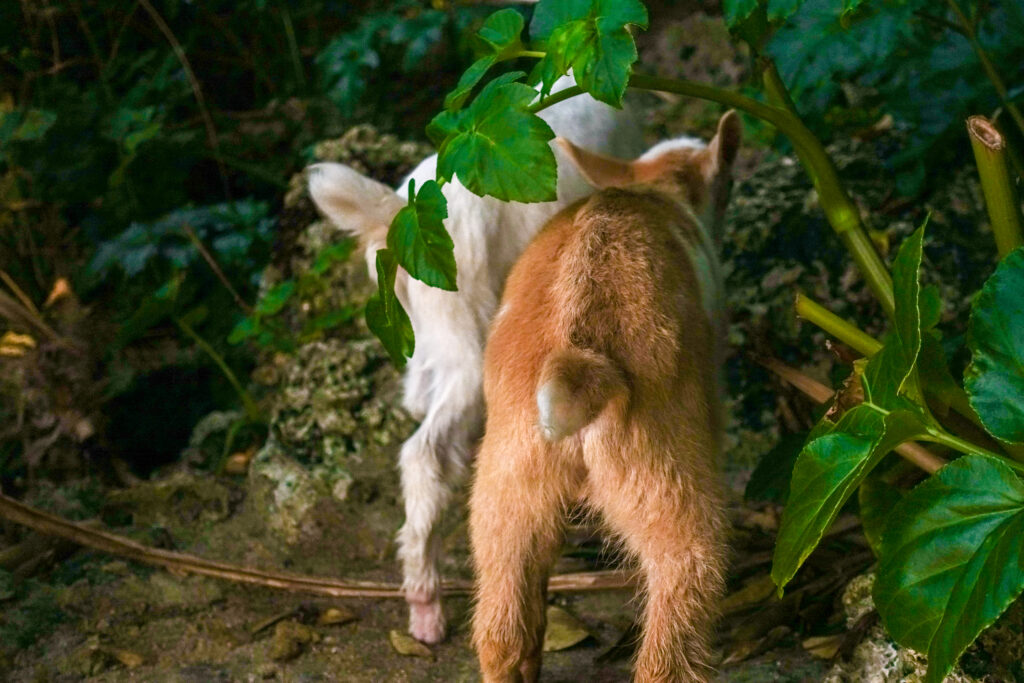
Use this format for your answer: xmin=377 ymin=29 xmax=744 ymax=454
xmin=875 ymin=455 xmax=1024 ymax=683
xmin=387 ymin=179 xmax=456 ymax=291
xmin=366 ymin=249 xmax=414 ymax=367
xmin=965 ymin=247 xmax=1024 ymax=444
xmin=435 ymin=78 xmax=557 ymax=202
xmin=443 ymin=9 xmax=526 ymax=111
xmin=530 ymin=0 xmax=648 ymax=107
xmin=771 ymin=404 xmax=926 ymax=591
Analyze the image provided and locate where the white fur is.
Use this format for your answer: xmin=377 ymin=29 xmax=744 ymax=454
xmin=308 ymin=75 xmax=643 ymax=643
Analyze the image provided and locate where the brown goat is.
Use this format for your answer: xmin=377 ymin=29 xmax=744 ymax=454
xmin=469 ymin=111 xmax=742 ymax=682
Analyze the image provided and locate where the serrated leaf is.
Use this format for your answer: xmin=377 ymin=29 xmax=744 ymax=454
xmin=387 ymin=180 xmax=456 ymax=291
xmin=530 ymin=0 xmax=648 ymax=107
xmin=772 ymin=405 xmax=926 ymax=592
xmin=444 ymin=56 xmax=497 ymax=112
xmin=435 ymin=79 xmax=556 ymax=202
xmin=478 ymin=8 xmax=525 ymax=54
xmin=875 ymin=455 xmax=1024 ymax=683
xmin=965 ymin=247 xmax=1024 ymax=444
xmin=366 ymin=249 xmax=414 ymax=367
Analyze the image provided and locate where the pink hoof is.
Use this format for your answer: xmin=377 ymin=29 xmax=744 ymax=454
xmin=407 ymin=597 xmax=446 ymax=644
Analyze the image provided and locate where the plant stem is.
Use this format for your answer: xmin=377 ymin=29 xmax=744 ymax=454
xmin=794 ymin=291 xmax=1024 ymax=461
xmin=794 ymin=292 xmax=882 ymax=356
xmin=530 ymin=72 xmax=897 ymax=318
xmin=756 ymin=356 xmax=946 ymax=474
xmin=513 ymin=50 xmax=546 ymax=59
xmin=756 ymin=63 xmax=895 ymax=318
xmin=173 ymin=315 xmax=262 ymax=423
xmin=181 ymin=225 xmax=254 ymax=316
xmin=138 ymin=0 xmax=232 ymax=201
xmin=923 ymin=429 xmax=1024 ymax=474
xmin=946 ymin=0 xmax=1024 ymax=138
xmin=967 ymin=116 xmax=1024 ymax=258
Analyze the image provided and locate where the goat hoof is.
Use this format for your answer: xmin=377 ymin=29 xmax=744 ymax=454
xmin=408 ymin=599 xmax=446 ymax=644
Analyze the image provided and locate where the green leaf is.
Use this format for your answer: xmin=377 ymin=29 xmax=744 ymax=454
xmin=311 ymin=240 xmax=355 ymax=276
xmin=0 ymin=109 xmax=57 ymax=144
xmin=919 ymin=330 xmax=961 ymax=417
xmin=723 ymin=0 xmax=761 ymax=29
xmin=858 ymin=457 xmax=909 ymax=556
xmin=875 ymin=455 xmax=1024 ymax=683
xmin=228 ymin=317 xmax=258 ymax=344
xmin=443 ymin=10 xmax=526 ymax=111
xmin=387 ymin=180 xmax=456 ymax=291
xmin=772 ymin=405 xmax=926 ymax=592
xmin=444 ymin=56 xmax=497 ymax=112
xmin=478 ymin=8 xmax=525 ymax=54
xmin=862 ymin=225 xmax=926 ymax=408
xmin=530 ymin=0 xmax=648 ymax=107
xmin=435 ymin=78 xmax=557 ymax=202
xmin=744 ymin=432 xmax=806 ymax=503
xmin=766 ymin=0 xmax=802 ymax=22
xmin=366 ymin=249 xmax=414 ymax=367
xmin=965 ymin=247 xmax=1024 ymax=444
xmin=255 ymin=280 xmax=295 ymax=316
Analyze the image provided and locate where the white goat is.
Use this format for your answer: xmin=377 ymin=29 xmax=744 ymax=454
xmin=307 ymin=76 xmax=643 ymax=643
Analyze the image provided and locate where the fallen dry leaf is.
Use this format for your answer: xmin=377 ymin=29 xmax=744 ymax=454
xmin=721 ymin=573 xmax=777 ymax=615
xmin=389 ymin=629 xmax=434 ymax=659
xmin=44 ymin=277 xmax=72 ymax=307
xmin=803 ymin=634 xmax=843 ymax=660
xmin=109 ymin=648 xmax=144 ymax=669
xmin=317 ymin=606 xmax=357 ymax=626
xmin=0 ymin=330 xmax=35 ymax=357
xmin=543 ymin=605 xmax=592 ymax=652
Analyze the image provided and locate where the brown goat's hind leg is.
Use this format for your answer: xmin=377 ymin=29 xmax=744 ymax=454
xmin=586 ymin=444 xmax=725 ymax=682
xmin=469 ymin=436 xmax=571 ymax=683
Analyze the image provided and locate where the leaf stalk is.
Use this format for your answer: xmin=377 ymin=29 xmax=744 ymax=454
xmin=967 ymin=116 xmax=1024 ymax=259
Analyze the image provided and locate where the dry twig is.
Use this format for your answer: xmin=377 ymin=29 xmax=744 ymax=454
xmin=0 ymin=492 xmax=635 ymax=598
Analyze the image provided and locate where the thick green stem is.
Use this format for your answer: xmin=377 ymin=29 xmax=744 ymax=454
xmin=529 ymin=72 xmax=896 ymax=317
xmin=946 ymin=0 xmax=1024 ymax=139
xmin=967 ymin=116 xmax=1024 ymax=259
xmin=794 ymin=292 xmax=882 ymax=357
xmin=174 ymin=316 xmax=262 ymax=423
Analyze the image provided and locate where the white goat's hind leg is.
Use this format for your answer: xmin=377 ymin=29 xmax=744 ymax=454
xmin=397 ymin=427 xmax=452 ymax=643
xmin=396 ymin=362 xmax=481 ymax=643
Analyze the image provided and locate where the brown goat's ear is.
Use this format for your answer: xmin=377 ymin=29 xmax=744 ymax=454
xmin=556 ymin=137 xmax=636 ymax=189
xmin=706 ymin=110 xmax=742 ymax=174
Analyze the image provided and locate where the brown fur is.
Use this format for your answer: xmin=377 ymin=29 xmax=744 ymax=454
xmin=469 ymin=113 xmax=741 ymax=682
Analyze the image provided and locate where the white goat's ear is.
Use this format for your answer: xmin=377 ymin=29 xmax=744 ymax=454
xmin=307 ymin=163 xmax=405 ymax=237
xmin=705 ymin=110 xmax=742 ymax=176
xmin=556 ymin=137 xmax=636 ymax=189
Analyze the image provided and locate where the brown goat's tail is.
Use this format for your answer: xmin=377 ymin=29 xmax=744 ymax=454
xmin=536 ymin=348 xmax=627 ymax=441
